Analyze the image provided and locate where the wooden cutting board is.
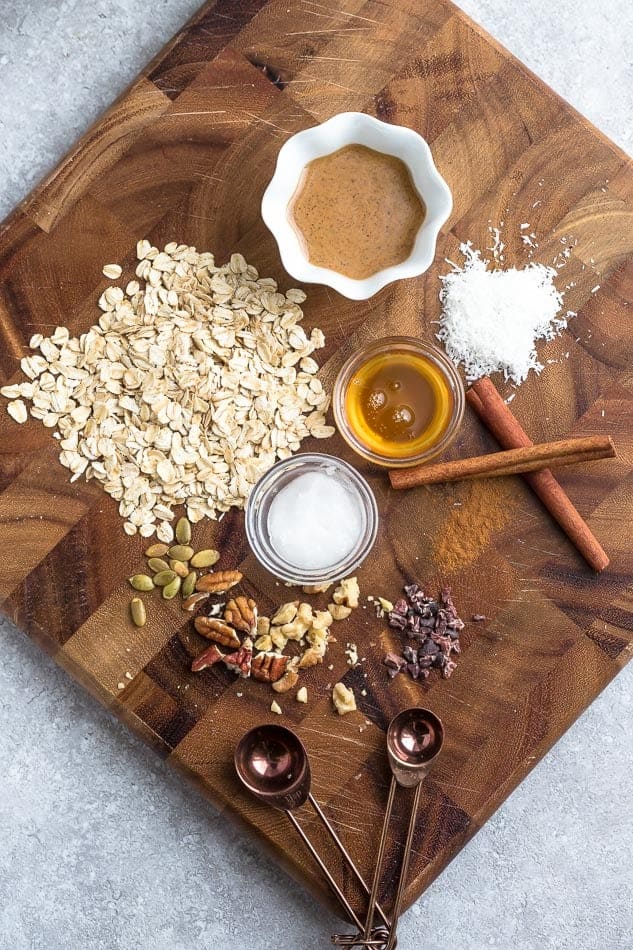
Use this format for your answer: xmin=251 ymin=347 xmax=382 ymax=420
xmin=1 ymin=0 xmax=632 ymax=923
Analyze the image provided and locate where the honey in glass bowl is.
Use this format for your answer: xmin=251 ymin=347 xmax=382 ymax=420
xmin=333 ymin=337 xmax=465 ymax=468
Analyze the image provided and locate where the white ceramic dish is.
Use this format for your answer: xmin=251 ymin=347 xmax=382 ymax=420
xmin=261 ymin=112 xmax=452 ymax=300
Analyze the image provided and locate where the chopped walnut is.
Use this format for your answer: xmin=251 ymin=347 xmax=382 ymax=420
xmin=328 ymin=603 xmax=352 ymax=621
xmin=256 ymin=616 xmax=271 ymax=637
xmin=312 ymin=609 xmax=333 ymax=630
xmin=302 ymin=581 xmax=332 ymax=594
xmin=270 ymin=700 xmax=282 ymax=715
xmin=280 ymin=618 xmax=311 ymax=640
xmin=296 ymin=602 xmax=314 ymax=624
xmin=332 ymin=682 xmax=357 ymax=716
xmin=254 ymin=633 xmax=273 ymax=652
xmin=271 ymin=601 xmax=298 ymax=625
xmin=272 ymin=669 xmax=299 ymax=693
xmin=332 ymin=577 xmax=360 ymax=609
xmin=271 ymin=628 xmax=288 ymax=651
xmin=296 ymin=687 xmax=308 ymax=704
xmin=299 ymin=642 xmax=326 ymax=668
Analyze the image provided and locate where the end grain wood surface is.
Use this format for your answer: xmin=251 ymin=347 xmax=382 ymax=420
xmin=0 ymin=0 xmax=632 ymax=920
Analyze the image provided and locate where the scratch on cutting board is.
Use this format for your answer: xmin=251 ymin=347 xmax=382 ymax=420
xmin=166 ymin=110 xmax=227 ymax=117
xmin=518 ymin=543 xmax=562 ymax=557
xmin=301 ymin=726 xmax=370 ymax=750
xmin=242 ymin=112 xmax=292 ymax=132
xmin=301 ymin=55 xmax=365 ymax=63
xmin=198 ymin=29 xmax=237 ymax=40
xmin=285 ymin=28 xmax=370 ymax=36
xmin=301 ymin=0 xmax=381 ymax=24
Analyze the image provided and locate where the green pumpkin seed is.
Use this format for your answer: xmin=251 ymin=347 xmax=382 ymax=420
xmin=190 ymin=548 xmax=220 ymax=569
xmin=130 ymin=597 xmax=147 ymax=627
xmin=154 ymin=569 xmax=177 ymax=586
xmin=162 ymin=576 xmax=181 ymax=600
xmin=128 ymin=574 xmax=155 ymax=592
xmin=147 ymin=557 xmax=170 ymax=573
xmin=170 ymin=558 xmax=189 ymax=578
xmin=145 ymin=543 xmax=169 ymax=558
xmin=182 ymin=570 xmax=197 ymax=598
xmin=175 ymin=517 xmax=192 ymax=545
xmin=169 ymin=544 xmax=194 ymax=561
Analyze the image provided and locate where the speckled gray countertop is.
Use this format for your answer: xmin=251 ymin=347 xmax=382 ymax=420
xmin=0 ymin=2 xmax=632 ymax=948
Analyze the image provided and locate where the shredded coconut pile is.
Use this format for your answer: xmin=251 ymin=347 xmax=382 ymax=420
xmin=438 ymin=242 xmax=573 ymax=385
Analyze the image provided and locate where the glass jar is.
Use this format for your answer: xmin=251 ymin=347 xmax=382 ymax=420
xmin=333 ymin=336 xmax=465 ymax=468
xmin=245 ymin=453 xmax=378 ymax=585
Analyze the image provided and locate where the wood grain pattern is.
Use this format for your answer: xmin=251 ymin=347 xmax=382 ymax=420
xmin=1 ymin=0 xmax=632 ymax=924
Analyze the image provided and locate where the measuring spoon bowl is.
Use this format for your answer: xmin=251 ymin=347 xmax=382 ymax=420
xmin=386 ymin=707 xmax=444 ymax=788
xmin=235 ymin=724 xmax=311 ymax=811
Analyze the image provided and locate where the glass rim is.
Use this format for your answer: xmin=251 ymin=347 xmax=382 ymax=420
xmin=245 ymin=452 xmax=379 ymax=585
xmin=332 ymin=335 xmax=465 ymax=469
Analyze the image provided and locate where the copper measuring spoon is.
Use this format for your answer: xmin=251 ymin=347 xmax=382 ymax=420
xmin=235 ymin=724 xmax=390 ymax=945
xmin=334 ymin=708 xmax=444 ymax=949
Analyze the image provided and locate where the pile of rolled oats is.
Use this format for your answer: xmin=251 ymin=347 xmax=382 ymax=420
xmin=0 ymin=242 xmax=334 ymax=539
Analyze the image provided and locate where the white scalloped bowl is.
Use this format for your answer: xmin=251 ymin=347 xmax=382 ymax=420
xmin=261 ymin=112 xmax=452 ymax=300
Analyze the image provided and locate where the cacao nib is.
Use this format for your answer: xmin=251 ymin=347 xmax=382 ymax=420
xmin=380 ymin=584 xmax=473 ymax=685
xmin=383 ymin=652 xmax=407 ymax=675
xmin=388 ymin=611 xmax=407 ymax=630
xmin=407 ymin=614 xmax=422 ymax=634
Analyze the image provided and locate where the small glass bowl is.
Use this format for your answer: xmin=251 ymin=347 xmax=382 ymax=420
xmin=245 ymin=453 xmax=379 ymax=585
xmin=333 ymin=336 xmax=465 ymax=469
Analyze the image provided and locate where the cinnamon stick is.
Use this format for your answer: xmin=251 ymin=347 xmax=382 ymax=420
xmin=466 ymin=378 xmax=611 ymax=572
xmin=389 ymin=436 xmax=615 ymax=489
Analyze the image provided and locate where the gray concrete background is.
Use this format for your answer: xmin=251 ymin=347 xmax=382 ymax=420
xmin=0 ymin=1 xmax=631 ymax=948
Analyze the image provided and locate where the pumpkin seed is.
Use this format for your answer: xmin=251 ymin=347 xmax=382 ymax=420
xmin=130 ymin=597 xmax=147 ymax=627
xmin=175 ymin=516 xmax=192 ymax=545
xmin=162 ymin=576 xmax=181 ymax=599
xmin=182 ymin=570 xmax=197 ymax=598
xmin=145 ymin=543 xmax=169 ymax=558
xmin=169 ymin=558 xmax=188 ymax=578
xmin=147 ymin=557 xmax=170 ymax=573
xmin=128 ymin=574 xmax=155 ymax=592
xmin=169 ymin=544 xmax=194 ymax=562
xmin=190 ymin=548 xmax=220 ymax=569
xmin=154 ymin=569 xmax=177 ymax=586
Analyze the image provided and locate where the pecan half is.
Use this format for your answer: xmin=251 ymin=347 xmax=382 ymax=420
xmin=196 ymin=570 xmax=243 ymax=594
xmin=182 ymin=591 xmax=210 ymax=612
xmin=194 ymin=615 xmax=241 ymax=648
xmin=224 ymin=595 xmax=257 ymax=634
xmin=252 ymin=652 xmax=288 ymax=683
xmin=191 ymin=643 xmax=225 ymax=672
xmin=223 ymin=638 xmax=252 ymax=678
